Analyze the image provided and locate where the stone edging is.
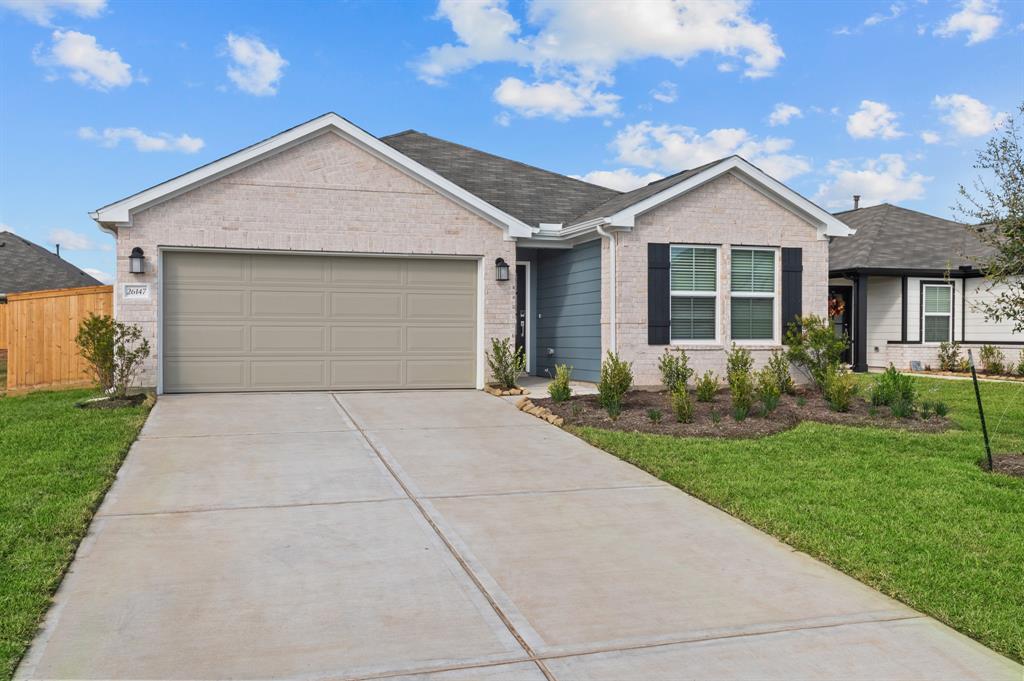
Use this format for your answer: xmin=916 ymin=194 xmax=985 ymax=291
xmin=484 ymin=385 xmax=530 ymax=396
xmin=515 ymin=397 xmax=565 ymax=427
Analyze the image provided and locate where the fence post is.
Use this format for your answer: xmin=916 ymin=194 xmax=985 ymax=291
xmin=967 ymin=349 xmax=993 ymax=471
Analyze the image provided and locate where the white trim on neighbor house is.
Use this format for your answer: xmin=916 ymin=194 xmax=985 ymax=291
xmin=591 ymin=157 xmax=854 ymax=240
xmin=90 ymin=113 xmax=535 ymax=239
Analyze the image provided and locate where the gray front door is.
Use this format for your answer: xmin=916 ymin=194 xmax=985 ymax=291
xmin=162 ymin=251 xmax=477 ymax=392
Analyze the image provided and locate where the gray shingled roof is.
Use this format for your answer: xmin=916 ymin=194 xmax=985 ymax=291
xmin=0 ymin=231 xmax=102 ymax=295
xmin=830 ymin=203 xmax=995 ymax=273
xmin=381 ymin=130 xmax=621 ymax=227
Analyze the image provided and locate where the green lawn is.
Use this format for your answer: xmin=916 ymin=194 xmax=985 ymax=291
xmin=0 ymin=389 xmax=151 ymax=679
xmin=576 ymin=375 xmax=1024 ymax=664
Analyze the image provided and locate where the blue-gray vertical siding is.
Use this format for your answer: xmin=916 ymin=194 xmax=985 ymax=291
xmin=536 ymin=239 xmax=602 ymax=382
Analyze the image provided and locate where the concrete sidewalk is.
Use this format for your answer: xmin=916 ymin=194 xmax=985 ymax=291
xmin=18 ymin=391 xmax=1022 ymax=680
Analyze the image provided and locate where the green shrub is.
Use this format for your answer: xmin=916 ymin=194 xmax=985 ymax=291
xmin=871 ymin=365 xmax=916 ymax=408
xmin=710 ymin=408 xmax=721 ymax=424
xmin=647 ymin=408 xmax=663 ymax=424
xmin=75 ymin=313 xmax=151 ymax=398
xmin=920 ymin=401 xmax=933 ymax=419
xmin=726 ymin=343 xmax=754 ymax=381
xmin=933 ymin=401 xmax=949 ymax=417
xmin=726 ymin=344 xmax=755 ymax=421
xmin=890 ymin=398 xmax=914 ymax=419
xmin=547 ymin=363 xmax=573 ymax=402
xmin=670 ymin=385 xmax=694 ymax=423
xmin=823 ymin=365 xmax=857 ymax=412
xmin=598 ymin=351 xmax=633 ymax=417
xmin=486 ymin=337 xmax=525 ymax=389
xmin=784 ymin=315 xmax=848 ymax=390
xmin=766 ymin=349 xmax=795 ymax=395
xmin=1016 ymin=350 xmax=1024 ymax=376
xmin=755 ymin=366 xmax=781 ymax=414
xmin=938 ymin=341 xmax=963 ymax=371
xmin=694 ymin=370 xmax=719 ymax=402
xmin=979 ymin=344 xmax=1007 ymax=374
xmin=796 ymin=395 xmax=807 ymax=407
xmin=658 ymin=348 xmax=693 ymax=392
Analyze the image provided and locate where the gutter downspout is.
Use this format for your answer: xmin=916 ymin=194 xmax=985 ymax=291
xmin=596 ymin=224 xmax=616 ymax=355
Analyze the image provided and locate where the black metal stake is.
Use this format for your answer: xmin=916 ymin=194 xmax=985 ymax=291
xmin=968 ymin=349 xmax=993 ymax=471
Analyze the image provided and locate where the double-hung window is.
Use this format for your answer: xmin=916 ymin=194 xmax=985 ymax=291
xmin=730 ymin=248 xmax=776 ymax=341
xmin=923 ymin=284 xmax=953 ymax=342
xmin=669 ymin=245 xmax=717 ymax=341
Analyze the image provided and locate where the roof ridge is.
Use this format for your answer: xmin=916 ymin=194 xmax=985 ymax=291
xmin=381 ymin=129 xmax=623 ymax=196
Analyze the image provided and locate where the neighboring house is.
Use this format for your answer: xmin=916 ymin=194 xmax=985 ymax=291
xmin=89 ymin=113 xmax=852 ymax=393
xmin=0 ymin=231 xmax=101 ymax=295
xmin=829 ymin=203 xmax=1021 ymax=371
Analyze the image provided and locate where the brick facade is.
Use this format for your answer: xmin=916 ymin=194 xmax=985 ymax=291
xmin=115 ymin=131 xmax=515 ymax=389
xmin=605 ymin=172 xmax=829 ymax=385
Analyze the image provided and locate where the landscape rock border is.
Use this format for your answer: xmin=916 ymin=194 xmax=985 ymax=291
xmin=515 ymin=397 xmax=565 ymax=427
xmin=484 ymin=385 xmax=529 ymax=396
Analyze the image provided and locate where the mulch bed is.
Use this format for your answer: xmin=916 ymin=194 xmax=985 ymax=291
xmin=982 ymin=454 xmax=1024 ymax=478
xmin=75 ymin=393 xmax=149 ymax=410
xmin=535 ymin=388 xmax=953 ymax=439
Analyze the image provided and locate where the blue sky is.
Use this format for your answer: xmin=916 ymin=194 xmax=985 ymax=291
xmin=1 ymin=0 xmax=1022 ymax=283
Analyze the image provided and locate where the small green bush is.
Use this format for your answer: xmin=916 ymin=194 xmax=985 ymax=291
xmin=823 ymin=365 xmax=857 ymax=412
xmin=766 ymin=350 xmax=795 ymax=395
xmin=938 ymin=341 xmax=963 ymax=372
xmin=694 ymin=370 xmax=719 ymax=402
xmin=890 ymin=398 xmax=914 ymax=419
xmin=726 ymin=343 xmax=754 ymax=381
xmin=785 ymin=315 xmax=848 ymax=390
xmin=598 ymin=351 xmax=633 ymax=417
xmin=710 ymin=408 xmax=721 ymax=424
xmin=796 ymin=395 xmax=807 ymax=407
xmin=755 ymin=366 xmax=781 ymax=415
xmin=547 ymin=363 xmax=573 ymax=402
xmin=658 ymin=348 xmax=693 ymax=392
xmin=671 ymin=385 xmax=694 ymax=423
xmin=727 ymin=344 xmax=755 ymax=421
xmin=933 ymin=401 xmax=949 ymax=417
xmin=486 ymin=337 xmax=525 ymax=389
xmin=920 ymin=401 xmax=933 ymax=419
xmin=647 ymin=408 xmax=663 ymax=424
xmin=979 ymin=344 xmax=1007 ymax=375
xmin=75 ymin=313 xmax=151 ymax=398
xmin=871 ymin=365 xmax=916 ymax=408
xmin=1016 ymin=350 xmax=1024 ymax=376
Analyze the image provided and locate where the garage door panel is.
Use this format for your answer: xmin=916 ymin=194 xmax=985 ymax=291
xmin=331 ymin=360 xmax=403 ymax=389
xmin=164 ymin=252 xmax=477 ymax=392
xmin=165 ymin=324 xmax=246 ymax=354
xmin=331 ymin=326 xmax=403 ymax=352
xmin=251 ymin=326 xmax=326 ymax=352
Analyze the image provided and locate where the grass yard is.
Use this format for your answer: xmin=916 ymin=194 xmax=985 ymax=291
xmin=0 ymin=389 xmax=151 ymax=679
xmin=576 ymin=375 xmax=1024 ymax=664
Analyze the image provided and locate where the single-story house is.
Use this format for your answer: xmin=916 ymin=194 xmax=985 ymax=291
xmin=89 ymin=113 xmax=852 ymax=393
xmin=0 ymin=230 xmax=102 ymax=296
xmin=829 ymin=202 xmax=1020 ymax=371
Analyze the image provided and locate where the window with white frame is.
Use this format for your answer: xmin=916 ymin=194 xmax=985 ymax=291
xmin=730 ymin=248 xmax=776 ymax=341
xmin=669 ymin=245 xmax=717 ymax=341
xmin=923 ymin=284 xmax=952 ymax=342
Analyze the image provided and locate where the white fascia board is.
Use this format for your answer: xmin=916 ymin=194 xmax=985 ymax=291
xmin=600 ymin=156 xmax=854 ymax=239
xmin=90 ymin=113 xmax=535 ymax=239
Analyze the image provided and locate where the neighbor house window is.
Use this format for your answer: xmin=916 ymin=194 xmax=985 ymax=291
xmin=670 ymin=245 xmax=718 ymax=341
xmin=730 ymin=248 xmax=776 ymax=341
xmin=923 ymin=284 xmax=952 ymax=342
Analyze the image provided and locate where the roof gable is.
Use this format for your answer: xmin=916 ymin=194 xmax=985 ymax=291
xmin=0 ymin=231 xmax=102 ymax=295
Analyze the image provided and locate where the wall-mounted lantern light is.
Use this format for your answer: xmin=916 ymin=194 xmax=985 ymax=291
xmin=495 ymin=257 xmax=509 ymax=282
xmin=129 ymin=247 xmax=145 ymax=274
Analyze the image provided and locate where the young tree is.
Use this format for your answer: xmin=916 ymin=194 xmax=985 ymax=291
xmin=956 ymin=102 xmax=1024 ymax=333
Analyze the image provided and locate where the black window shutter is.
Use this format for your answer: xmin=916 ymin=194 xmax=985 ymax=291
xmin=781 ymin=247 xmax=802 ymax=341
xmin=648 ymin=243 xmax=670 ymax=344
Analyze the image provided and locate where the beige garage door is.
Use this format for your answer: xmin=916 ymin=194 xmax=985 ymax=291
xmin=163 ymin=252 xmax=477 ymax=392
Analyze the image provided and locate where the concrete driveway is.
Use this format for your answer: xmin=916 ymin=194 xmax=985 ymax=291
xmin=18 ymin=391 xmax=1021 ymax=680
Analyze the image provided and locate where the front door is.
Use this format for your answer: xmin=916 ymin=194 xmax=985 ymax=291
xmin=829 ymin=285 xmax=853 ymax=364
xmin=515 ymin=264 xmax=527 ymax=362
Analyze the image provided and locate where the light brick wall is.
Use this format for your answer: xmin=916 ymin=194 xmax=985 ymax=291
xmin=605 ymin=172 xmax=829 ymax=385
xmin=115 ymin=131 xmax=515 ymax=389
xmin=877 ymin=343 xmax=1023 ymax=372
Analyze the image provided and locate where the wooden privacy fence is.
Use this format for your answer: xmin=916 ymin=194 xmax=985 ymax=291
xmin=2 ymin=285 xmax=113 ymax=393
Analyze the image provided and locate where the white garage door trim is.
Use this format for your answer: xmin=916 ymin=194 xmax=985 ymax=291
xmin=156 ymin=247 xmax=485 ymax=394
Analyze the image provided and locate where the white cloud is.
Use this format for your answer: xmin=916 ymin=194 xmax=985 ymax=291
xmin=83 ymin=268 xmax=113 ymax=284
xmin=864 ymin=2 xmax=905 ymax=27
xmin=493 ymin=77 xmax=619 ymax=119
xmin=920 ymin=130 xmax=941 ymax=144
xmin=78 ymin=126 xmax=205 ymax=153
xmin=224 ymin=34 xmax=287 ymax=96
xmin=572 ymin=168 xmax=664 ymax=191
xmin=417 ymin=0 xmax=783 ymax=119
xmin=610 ymin=121 xmax=811 ymax=181
xmin=933 ymin=93 xmax=1007 ymax=136
xmin=768 ymin=102 xmax=802 ymax=126
xmin=48 ymin=227 xmax=111 ymax=251
xmin=717 ymin=62 xmax=737 ymax=72
xmin=494 ymin=111 xmax=512 ymax=127
xmin=815 ymin=154 xmax=931 ymax=208
xmin=0 ymin=0 xmax=104 ymax=26
xmin=846 ymin=99 xmax=904 ymax=139
xmin=934 ymin=0 xmax=1001 ymax=44
xmin=33 ymin=30 xmax=132 ymax=90
xmin=651 ymin=80 xmax=678 ymax=104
